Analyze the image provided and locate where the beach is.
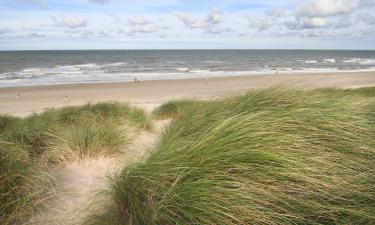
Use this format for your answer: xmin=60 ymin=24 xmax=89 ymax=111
xmin=1 ymin=71 xmax=375 ymax=117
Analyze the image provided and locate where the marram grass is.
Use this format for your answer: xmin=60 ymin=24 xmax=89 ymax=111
xmin=0 ymin=102 xmax=150 ymax=224
xmin=0 ymin=142 xmax=54 ymax=225
xmin=87 ymin=88 xmax=375 ymax=225
xmin=0 ymin=102 xmax=151 ymax=163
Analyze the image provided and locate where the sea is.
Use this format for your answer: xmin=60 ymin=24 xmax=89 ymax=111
xmin=1 ymin=50 xmax=375 ymax=87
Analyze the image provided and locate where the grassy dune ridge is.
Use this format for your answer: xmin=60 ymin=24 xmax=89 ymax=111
xmin=88 ymin=88 xmax=375 ymax=225
xmin=0 ymin=102 xmax=150 ymax=224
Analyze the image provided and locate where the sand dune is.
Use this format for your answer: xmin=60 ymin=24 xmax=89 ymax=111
xmin=28 ymin=120 xmax=168 ymax=225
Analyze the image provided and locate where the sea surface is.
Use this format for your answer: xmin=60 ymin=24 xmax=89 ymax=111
xmin=0 ymin=50 xmax=375 ymax=87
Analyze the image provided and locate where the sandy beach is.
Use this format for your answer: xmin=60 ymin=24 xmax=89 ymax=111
xmin=1 ymin=71 xmax=375 ymax=117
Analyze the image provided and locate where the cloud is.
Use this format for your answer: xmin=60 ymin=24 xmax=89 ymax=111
xmin=52 ymin=16 xmax=87 ymax=28
xmin=174 ymin=10 xmax=229 ymax=34
xmin=109 ymin=14 xmax=123 ymax=24
xmin=206 ymin=9 xmax=223 ymax=25
xmin=88 ymin=0 xmax=110 ymax=4
xmin=285 ymin=17 xmax=331 ymax=30
xmin=284 ymin=0 xmax=373 ymax=31
xmin=173 ymin=12 xmax=203 ymax=29
xmin=81 ymin=30 xmax=95 ymax=38
xmin=128 ymin=16 xmax=152 ymax=26
xmin=296 ymin=0 xmax=362 ymax=18
xmin=302 ymin=17 xmax=331 ymax=28
xmin=205 ymin=26 xmax=231 ymax=34
xmin=265 ymin=8 xmax=287 ymax=18
xmin=131 ymin=26 xmax=157 ymax=33
xmin=334 ymin=15 xmax=354 ymax=28
xmin=246 ymin=16 xmax=273 ymax=31
xmin=245 ymin=8 xmax=287 ymax=31
xmin=357 ymin=13 xmax=375 ymax=25
xmin=127 ymin=16 xmax=158 ymax=35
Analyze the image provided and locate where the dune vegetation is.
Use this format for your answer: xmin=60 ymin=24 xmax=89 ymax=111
xmin=87 ymin=87 xmax=375 ymax=225
xmin=0 ymin=102 xmax=150 ymax=224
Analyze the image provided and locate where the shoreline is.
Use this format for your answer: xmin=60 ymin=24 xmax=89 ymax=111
xmin=1 ymin=71 xmax=375 ymax=117
xmin=2 ymin=69 xmax=375 ymax=89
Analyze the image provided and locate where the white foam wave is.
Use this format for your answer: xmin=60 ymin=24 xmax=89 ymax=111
xmin=342 ymin=58 xmax=375 ymax=65
xmin=176 ymin=67 xmax=190 ymax=72
xmin=323 ymin=59 xmax=336 ymax=63
xmin=305 ymin=60 xmax=318 ymax=64
xmin=104 ymin=62 xmax=127 ymax=67
xmin=358 ymin=59 xmax=375 ymax=65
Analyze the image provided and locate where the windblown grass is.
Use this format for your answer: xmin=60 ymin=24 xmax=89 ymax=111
xmin=88 ymin=87 xmax=375 ymax=225
xmin=0 ymin=142 xmax=54 ymax=225
xmin=153 ymin=100 xmax=199 ymax=119
xmin=0 ymin=102 xmax=151 ymax=224
xmin=0 ymin=102 xmax=151 ymax=163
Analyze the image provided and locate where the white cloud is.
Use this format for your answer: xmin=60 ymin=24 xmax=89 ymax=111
xmin=285 ymin=17 xmax=331 ymax=30
xmin=296 ymin=0 xmax=362 ymax=18
xmin=302 ymin=17 xmax=331 ymax=28
xmin=206 ymin=9 xmax=223 ymax=25
xmin=52 ymin=16 xmax=88 ymax=28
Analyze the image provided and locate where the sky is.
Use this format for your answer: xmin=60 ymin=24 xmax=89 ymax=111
xmin=0 ymin=0 xmax=375 ymax=50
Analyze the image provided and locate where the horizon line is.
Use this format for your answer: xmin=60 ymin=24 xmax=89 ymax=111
xmin=1 ymin=48 xmax=375 ymax=52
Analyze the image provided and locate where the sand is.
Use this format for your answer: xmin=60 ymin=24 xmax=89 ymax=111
xmin=29 ymin=120 xmax=169 ymax=225
xmin=1 ymin=72 xmax=375 ymax=117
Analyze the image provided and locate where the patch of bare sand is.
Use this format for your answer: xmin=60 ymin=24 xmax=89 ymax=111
xmin=29 ymin=120 xmax=169 ymax=225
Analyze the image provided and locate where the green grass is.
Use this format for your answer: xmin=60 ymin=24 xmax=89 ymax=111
xmin=0 ymin=142 xmax=54 ymax=224
xmin=153 ymin=100 xmax=199 ymax=119
xmin=88 ymin=87 xmax=375 ymax=225
xmin=0 ymin=102 xmax=151 ymax=163
xmin=0 ymin=102 xmax=151 ymax=224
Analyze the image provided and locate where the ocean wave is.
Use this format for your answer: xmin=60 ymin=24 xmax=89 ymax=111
xmin=341 ymin=58 xmax=375 ymax=65
xmin=323 ymin=59 xmax=336 ymax=63
xmin=176 ymin=67 xmax=190 ymax=72
xmin=103 ymin=62 xmax=127 ymax=67
xmin=358 ymin=59 xmax=375 ymax=65
xmin=305 ymin=60 xmax=318 ymax=64
xmin=301 ymin=68 xmax=339 ymax=72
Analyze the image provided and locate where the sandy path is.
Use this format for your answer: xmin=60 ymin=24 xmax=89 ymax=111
xmin=29 ymin=120 xmax=168 ymax=225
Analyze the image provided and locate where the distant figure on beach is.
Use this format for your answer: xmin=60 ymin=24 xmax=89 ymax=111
xmin=64 ymin=95 xmax=69 ymax=104
xmin=276 ymin=71 xmax=279 ymax=76
xmin=134 ymin=76 xmax=140 ymax=83
xmin=16 ymin=93 xmax=21 ymax=99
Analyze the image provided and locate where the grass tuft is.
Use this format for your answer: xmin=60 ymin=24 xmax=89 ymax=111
xmin=0 ymin=102 xmax=151 ymax=223
xmin=0 ymin=142 xmax=54 ymax=225
xmin=153 ymin=100 xmax=199 ymax=119
xmin=88 ymin=87 xmax=375 ymax=225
